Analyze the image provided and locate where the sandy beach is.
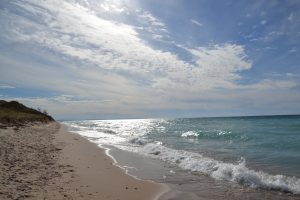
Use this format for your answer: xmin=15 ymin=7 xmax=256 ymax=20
xmin=0 ymin=122 xmax=167 ymax=200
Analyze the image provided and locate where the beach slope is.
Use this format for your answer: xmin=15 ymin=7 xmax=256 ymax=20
xmin=0 ymin=122 xmax=166 ymax=199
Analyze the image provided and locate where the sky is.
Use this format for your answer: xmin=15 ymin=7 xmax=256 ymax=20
xmin=0 ymin=0 xmax=300 ymax=120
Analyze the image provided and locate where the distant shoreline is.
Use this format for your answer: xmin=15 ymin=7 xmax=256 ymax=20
xmin=58 ymin=113 xmax=300 ymax=122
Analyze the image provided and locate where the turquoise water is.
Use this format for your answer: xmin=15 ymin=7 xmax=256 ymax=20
xmin=64 ymin=115 xmax=300 ymax=194
xmin=146 ymin=116 xmax=300 ymax=177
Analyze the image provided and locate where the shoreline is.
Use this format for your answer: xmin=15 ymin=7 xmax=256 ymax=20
xmin=0 ymin=122 xmax=168 ymax=200
xmin=64 ymin=120 xmax=300 ymax=200
xmin=1 ymin=121 xmax=300 ymax=200
xmin=56 ymin=123 xmax=168 ymax=200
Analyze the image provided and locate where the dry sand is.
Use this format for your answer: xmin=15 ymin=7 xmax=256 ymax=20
xmin=0 ymin=122 xmax=167 ymax=200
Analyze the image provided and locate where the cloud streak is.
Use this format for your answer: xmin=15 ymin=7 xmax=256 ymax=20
xmin=0 ymin=84 xmax=15 ymax=89
xmin=190 ymin=19 xmax=203 ymax=27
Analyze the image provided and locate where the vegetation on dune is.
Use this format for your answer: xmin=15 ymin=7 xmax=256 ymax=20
xmin=0 ymin=100 xmax=54 ymax=124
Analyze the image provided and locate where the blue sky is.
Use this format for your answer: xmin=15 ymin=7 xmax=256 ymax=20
xmin=0 ymin=0 xmax=300 ymax=120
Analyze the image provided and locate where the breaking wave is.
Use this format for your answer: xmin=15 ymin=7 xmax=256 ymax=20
xmin=181 ymin=131 xmax=199 ymax=138
xmin=140 ymin=142 xmax=300 ymax=194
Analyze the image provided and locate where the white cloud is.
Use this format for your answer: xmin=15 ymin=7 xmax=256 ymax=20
xmin=286 ymin=73 xmax=298 ymax=78
xmin=288 ymin=13 xmax=294 ymax=21
xmin=245 ymin=13 xmax=252 ymax=18
xmin=190 ymin=19 xmax=203 ymax=27
xmin=8 ymin=0 xmax=252 ymax=92
xmin=0 ymin=84 xmax=15 ymax=89
xmin=99 ymin=2 xmax=126 ymax=13
xmin=288 ymin=47 xmax=297 ymax=53
xmin=77 ymin=0 xmax=168 ymax=39
xmin=243 ymin=79 xmax=297 ymax=90
xmin=260 ymin=20 xmax=267 ymax=25
xmin=1 ymin=0 xmax=299 ymax=118
xmin=251 ymin=31 xmax=284 ymax=43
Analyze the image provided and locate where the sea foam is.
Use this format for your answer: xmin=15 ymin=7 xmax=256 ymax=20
xmin=181 ymin=131 xmax=199 ymax=138
xmin=141 ymin=142 xmax=300 ymax=194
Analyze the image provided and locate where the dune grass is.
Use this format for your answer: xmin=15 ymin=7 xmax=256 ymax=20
xmin=0 ymin=100 xmax=54 ymax=124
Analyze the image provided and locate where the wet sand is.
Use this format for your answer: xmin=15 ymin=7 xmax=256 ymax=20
xmin=0 ymin=122 xmax=167 ymax=200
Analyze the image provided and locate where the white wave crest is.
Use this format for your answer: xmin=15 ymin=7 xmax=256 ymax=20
xmin=141 ymin=143 xmax=300 ymax=194
xmin=181 ymin=131 xmax=199 ymax=138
